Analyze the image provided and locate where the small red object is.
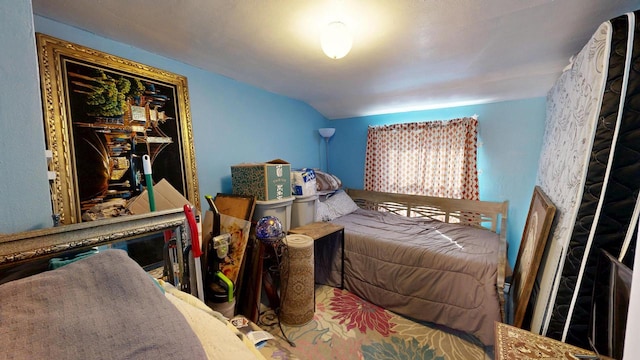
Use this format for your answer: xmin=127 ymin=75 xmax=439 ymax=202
xmin=183 ymin=205 xmax=201 ymax=257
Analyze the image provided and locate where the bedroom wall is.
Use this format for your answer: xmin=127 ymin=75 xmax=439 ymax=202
xmin=0 ymin=14 xmax=326 ymax=229
xmin=328 ymin=98 xmax=547 ymax=267
xmin=0 ymin=0 xmax=52 ymax=233
xmin=33 ymin=16 xmax=327 ymax=194
xmin=3 ymin=5 xmax=544 ymax=267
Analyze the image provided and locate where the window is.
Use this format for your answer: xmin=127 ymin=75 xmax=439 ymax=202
xmin=364 ymin=117 xmax=479 ymax=200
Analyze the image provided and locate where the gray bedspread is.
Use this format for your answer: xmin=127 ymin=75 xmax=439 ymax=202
xmin=330 ymin=208 xmax=501 ymax=346
xmin=0 ymin=249 xmax=207 ymax=360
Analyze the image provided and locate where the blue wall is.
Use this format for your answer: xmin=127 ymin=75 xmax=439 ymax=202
xmin=2 ymin=9 xmax=548 ymax=269
xmin=33 ymin=15 xmax=328 ymax=211
xmin=328 ymin=98 xmax=547 ymax=266
xmin=0 ymin=0 xmax=52 ymax=233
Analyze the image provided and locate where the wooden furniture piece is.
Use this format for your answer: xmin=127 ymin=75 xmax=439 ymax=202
xmin=336 ymin=188 xmax=508 ymax=345
xmin=495 ymin=322 xmax=611 ymax=360
xmin=345 ymin=188 xmax=509 ymax=319
xmin=346 ymin=188 xmax=507 ymax=232
xmin=288 ymin=222 xmax=345 ymax=289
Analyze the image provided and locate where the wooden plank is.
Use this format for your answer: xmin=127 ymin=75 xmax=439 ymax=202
xmin=213 ymin=193 xmax=256 ymax=221
xmin=289 ymin=222 xmax=344 ymax=240
xmin=346 ymin=188 xmax=507 ymax=231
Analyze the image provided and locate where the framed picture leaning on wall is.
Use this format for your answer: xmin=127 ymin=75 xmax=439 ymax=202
xmin=36 ymin=33 xmax=200 ymax=224
xmin=510 ymin=186 xmax=556 ymax=328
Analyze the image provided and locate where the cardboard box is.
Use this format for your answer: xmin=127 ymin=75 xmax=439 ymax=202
xmin=231 ymin=159 xmax=291 ymax=201
xmin=128 ymin=178 xmax=192 ymax=214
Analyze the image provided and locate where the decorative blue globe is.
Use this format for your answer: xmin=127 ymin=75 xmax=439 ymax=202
xmin=255 ymin=216 xmax=284 ymax=244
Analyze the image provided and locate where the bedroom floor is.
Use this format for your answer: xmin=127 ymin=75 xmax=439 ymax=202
xmin=255 ymin=284 xmax=493 ymax=360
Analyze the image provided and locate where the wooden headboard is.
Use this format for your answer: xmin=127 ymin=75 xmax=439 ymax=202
xmin=345 ymin=188 xmax=509 ymax=320
xmin=346 ymin=189 xmax=508 ymax=233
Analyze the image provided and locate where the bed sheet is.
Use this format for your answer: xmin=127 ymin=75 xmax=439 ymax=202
xmin=330 ymin=208 xmax=502 ymax=345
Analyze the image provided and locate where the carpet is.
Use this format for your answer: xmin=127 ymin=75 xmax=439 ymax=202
xmin=257 ymin=285 xmax=491 ymax=360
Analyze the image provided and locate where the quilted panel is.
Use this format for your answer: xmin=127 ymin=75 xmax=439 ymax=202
xmin=545 ymin=11 xmax=640 ymax=348
xmin=564 ymin=10 xmax=640 ymax=346
xmin=530 ymin=18 xmax=612 ymax=335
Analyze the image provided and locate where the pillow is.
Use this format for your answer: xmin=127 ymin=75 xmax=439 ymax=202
xmin=317 ymin=190 xmax=359 ymax=221
xmin=314 ymin=170 xmax=342 ymax=191
xmin=315 ymin=201 xmax=333 ymax=222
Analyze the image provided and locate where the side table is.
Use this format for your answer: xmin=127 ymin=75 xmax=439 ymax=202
xmin=288 ymin=222 xmax=345 ymax=289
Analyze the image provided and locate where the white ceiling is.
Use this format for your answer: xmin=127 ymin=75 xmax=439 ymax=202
xmin=32 ymin=0 xmax=640 ymax=119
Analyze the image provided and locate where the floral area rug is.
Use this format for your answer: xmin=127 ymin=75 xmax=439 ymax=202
xmin=257 ymin=285 xmax=490 ymax=360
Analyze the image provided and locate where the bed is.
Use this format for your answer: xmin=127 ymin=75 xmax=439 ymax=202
xmin=530 ymin=9 xmax=640 ymax=347
xmin=0 ymin=209 xmax=265 ymax=360
xmin=316 ymin=189 xmax=508 ymax=346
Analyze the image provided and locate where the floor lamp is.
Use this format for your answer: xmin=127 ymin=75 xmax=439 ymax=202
xmin=318 ymin=128 xmax=335 ymax=173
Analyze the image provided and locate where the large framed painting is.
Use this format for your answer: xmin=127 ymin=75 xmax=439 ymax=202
xmin=510 ymin=186 xmax=556 ymax=328
xmin=36 ymin=33 xmax=200 ymax=224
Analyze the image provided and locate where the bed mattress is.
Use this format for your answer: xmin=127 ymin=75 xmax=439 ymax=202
xmin=330 ymin=208 xmax=502 ymax=346
xmin=531 ymin=10 xmax=640 ymax=347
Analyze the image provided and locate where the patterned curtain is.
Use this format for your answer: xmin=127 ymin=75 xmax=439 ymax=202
xmin=364 ymin=117 xmax=479 ymax=200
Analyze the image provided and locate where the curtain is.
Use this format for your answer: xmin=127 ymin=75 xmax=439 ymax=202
xmin=363 ymin=117 xmax=479 ymax=200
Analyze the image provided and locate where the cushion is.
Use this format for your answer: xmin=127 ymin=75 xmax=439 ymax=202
xmin=315 ymin=190 xmax=359 ymax=221
xmin=314 ymin=170 xmax=342 ymax=191
xmin=315 ymin=201 xmax=333 ymax=221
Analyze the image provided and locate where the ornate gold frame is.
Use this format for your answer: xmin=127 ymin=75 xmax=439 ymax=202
xmin=0 ymin=209 xmax=187 ymax=268
xmin=36 ymin=33 xmax=200 ymax=224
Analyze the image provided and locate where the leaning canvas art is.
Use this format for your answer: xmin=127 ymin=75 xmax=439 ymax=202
xmin=510 ymin=186 xmax=556 ymax=327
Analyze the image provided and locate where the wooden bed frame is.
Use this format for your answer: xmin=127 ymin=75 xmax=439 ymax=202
xmin=345 ymin=188 xmax=509 ymax=320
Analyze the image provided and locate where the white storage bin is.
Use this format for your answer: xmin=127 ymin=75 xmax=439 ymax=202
xmin=253 ymin=196 xmax=294 ymax=232
xmin=291 ymin=194 xmax=318 ymax=229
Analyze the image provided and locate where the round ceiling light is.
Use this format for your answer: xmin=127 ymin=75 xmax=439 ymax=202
xmin=320 ymin=21 xmax=353 ymax=59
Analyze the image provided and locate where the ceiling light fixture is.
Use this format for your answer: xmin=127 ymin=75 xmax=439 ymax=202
xmin=321 ymin=21 xmax=353 ymax=59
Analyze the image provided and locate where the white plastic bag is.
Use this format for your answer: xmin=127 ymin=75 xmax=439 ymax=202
xmin=291 ymin=168 xmax=317 ymax=196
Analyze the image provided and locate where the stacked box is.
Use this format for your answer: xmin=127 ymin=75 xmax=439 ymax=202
xmin=231 ymin=159 xmax=291 ymax=201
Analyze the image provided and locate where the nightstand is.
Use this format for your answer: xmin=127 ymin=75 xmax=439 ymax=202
xmin=288 ymin=222 xmax=345 ymax=289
